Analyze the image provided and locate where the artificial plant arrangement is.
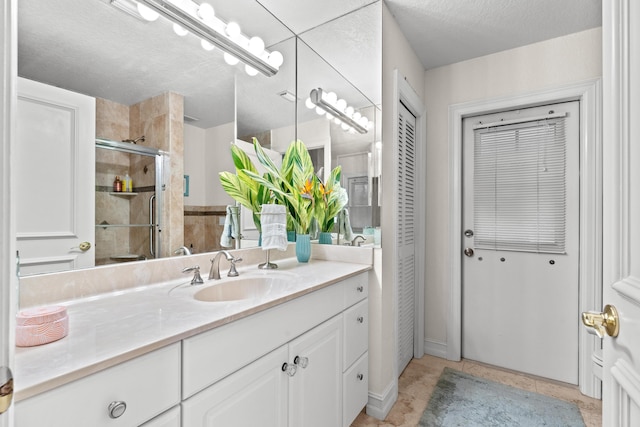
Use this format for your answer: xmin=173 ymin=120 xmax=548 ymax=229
xmin=247 ymin=139 xmax=317 ymax=235
xmin=218 ymin=141 xmax=272 ymax=233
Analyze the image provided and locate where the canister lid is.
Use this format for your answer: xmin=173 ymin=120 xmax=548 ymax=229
xmin=16 ymin=306 xmax=67 ymax=326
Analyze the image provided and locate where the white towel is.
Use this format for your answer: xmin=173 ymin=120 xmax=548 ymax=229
xmin=260 ymin=204 xmax=288 ymax=251
xmin=220 ymin=205 xmax=234 ymax=248
xmin=339 ymin=208 xmax=354 ymax=242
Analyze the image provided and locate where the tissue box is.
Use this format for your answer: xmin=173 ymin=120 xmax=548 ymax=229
xmin=16 ymin=306 xmax=68 ymax=347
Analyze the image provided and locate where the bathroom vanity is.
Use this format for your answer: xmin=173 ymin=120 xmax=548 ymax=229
xmin=14 ymin=247 xmax=371 ymax=427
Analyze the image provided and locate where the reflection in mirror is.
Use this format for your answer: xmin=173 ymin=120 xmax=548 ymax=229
xmin=296 ymin=39 xmax=381 ymax=235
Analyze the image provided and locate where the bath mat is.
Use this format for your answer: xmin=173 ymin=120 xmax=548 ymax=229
xmin=419 ymin=367 xmax=585 ymax=427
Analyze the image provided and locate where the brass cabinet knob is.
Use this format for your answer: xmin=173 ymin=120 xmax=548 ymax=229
xmin=582 ymin=304 xmax=619 ymax=338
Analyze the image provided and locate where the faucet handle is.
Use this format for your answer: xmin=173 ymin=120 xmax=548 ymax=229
xmin=228 ymin=257 xmax=242 ymax=277
xmin=182 ymin=266 xmax=204 ymax=285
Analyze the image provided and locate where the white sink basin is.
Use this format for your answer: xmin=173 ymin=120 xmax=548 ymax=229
xmin=193 ymin=277 xmax=286 ymax=302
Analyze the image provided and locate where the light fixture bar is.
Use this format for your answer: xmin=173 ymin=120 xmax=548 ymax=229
xmin=310 ymin=88 xmax=368 ymax=134
xmin=137 ymin=0 xmax=278 ymax=77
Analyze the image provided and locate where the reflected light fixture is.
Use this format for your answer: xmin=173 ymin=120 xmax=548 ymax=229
xmin=111 ymin=0 xmax=283 ymax=77
xmin=307 ymin=88 xmax=369 ymax=134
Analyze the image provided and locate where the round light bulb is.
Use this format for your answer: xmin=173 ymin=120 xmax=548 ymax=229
xmin=326 ymin=92 xmax=338 ymax=105
xmin=353 ymin=112 xmax=362 ymax=121
xmin=334 ymin=117 xmax=342 ymax=125
xmin=325 ymin=112 xmax=334 ymax=120
xmin=305 ymin=97 xmax=315 ymax=109
xmin=345 ymin=106 xmax=355 ymax=117
xmin=315 ymin=106 xmax=326 ymax=115
xmin=197 ymin=3 xmax=215 ymax=21
xmin=341 ymin=123 xmax=350 ymax=131
xmin=348 ymin=128 xmax=356 ymax=134
xmin=268 ymin=51 xmax=284 ymax=68
xmin=359 ymin=117 xmax=369 ymax=127
xmin=336 ymin=99 xmax=347 ymax=111
xmin=226 ymin=22 xmax=241 ymax=38
xmin=248 ymin=37 xmax=265 ymax=55
xmin=137 ymin=3 xmax=159 ymax=21
xmin=245 ymin=65 xmax=258 ymax=76
xmin=173 ymin=23 xmax=188 ymax=36
xmin=201 ymin=39 xmax=215 ymax=51
xmin=223 ymin=52 xmax=239 ymax=65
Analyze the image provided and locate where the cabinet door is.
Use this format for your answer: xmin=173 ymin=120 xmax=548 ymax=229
xmin=288 ymin=315 xmax=343 ymax=427
xmin=182 ymin=346 xmax=288 ymax=427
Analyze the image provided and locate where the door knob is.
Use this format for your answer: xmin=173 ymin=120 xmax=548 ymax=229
xmin=582 ymin=304 xmax=619 ymax=338
xmin=79 ymin=241 xmax=91 ymax=251
xmin=0 ymin=367 xmax=13 ymax=415
xmin=464 ymin=247 xmax=474 ymax=257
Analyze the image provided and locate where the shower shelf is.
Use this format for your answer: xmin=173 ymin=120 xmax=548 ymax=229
xmin=109 ymin=192 xmax=139 ymax=197
xmin=96 ymin=224 xmax=156 ymax=229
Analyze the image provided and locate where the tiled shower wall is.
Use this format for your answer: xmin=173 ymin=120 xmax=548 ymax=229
xmin=183 ymin=205 xmax=226 ymax=254
xmin=95 ymin=94 xmax=184 ymax=264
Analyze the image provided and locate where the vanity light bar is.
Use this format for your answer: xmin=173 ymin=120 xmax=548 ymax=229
xmin=309 ymin=88 xmax=368 ymax=134
xmin=136 ymin=0 xmax=280 ymax=77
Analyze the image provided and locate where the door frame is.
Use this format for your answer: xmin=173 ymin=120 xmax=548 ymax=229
xmin=447 ymin=79 xmax=603 ymax=398
xmin=1 ymin=0 xmax=17 ymax=424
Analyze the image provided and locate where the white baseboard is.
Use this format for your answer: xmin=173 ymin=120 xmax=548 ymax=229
xmin=424 ymin=339 xmax=448 ymax=359
xmin=366 ymin=380 xmax=398 ymax=420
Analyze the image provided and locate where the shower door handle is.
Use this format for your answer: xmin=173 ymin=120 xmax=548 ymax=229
xmin=149 ymin=194 xmax=156 ymax=257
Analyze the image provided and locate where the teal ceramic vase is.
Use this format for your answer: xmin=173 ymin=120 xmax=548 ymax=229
xmin=318 ymin=232 xmax=332 ymax=245
xmin=296 ymin=234 xmax=311 ymax=263
xmin=287 ymin=230 xmax=296 ymax=242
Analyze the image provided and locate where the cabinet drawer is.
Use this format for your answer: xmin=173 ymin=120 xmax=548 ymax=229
xmin=343 ymin=352 xmax=368 ymax=427
xmin=15 ymin=343 xmax=181 ymax=427
xmin=343 ymin=299 xmax=368 ymax=368
xmin=343 ymin=272 xmax=368 ymax=309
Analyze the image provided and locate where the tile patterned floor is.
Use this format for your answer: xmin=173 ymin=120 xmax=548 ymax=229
xmin=351 ymin=354 xmax=602 ymax=427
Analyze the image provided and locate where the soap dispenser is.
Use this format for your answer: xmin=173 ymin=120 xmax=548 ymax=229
xmin=124 ymin=173 xmax=132 ymax=192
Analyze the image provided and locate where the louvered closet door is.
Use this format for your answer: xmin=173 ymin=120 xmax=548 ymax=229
xmin=397 ymin=101 xmax=416 ymax=375
xmin=462 ymin=101 xmax=579 ymax=384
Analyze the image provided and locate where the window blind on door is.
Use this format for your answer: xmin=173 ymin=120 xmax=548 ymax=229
xmin=473 ymin=117 xmax=567 ymax=254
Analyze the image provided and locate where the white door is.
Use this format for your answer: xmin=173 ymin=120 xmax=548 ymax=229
xmin=587 ymin=1 xmax=640 ymax=424
xmin=462 ymin=101 xmax=580 ymax=384
xmin=396 ymin=101 xmax=416 ymax=375
xmin=1 ymin=1 xmax=16 ymax=424
xmin=16 ymin=78 xmax=95 ymax=275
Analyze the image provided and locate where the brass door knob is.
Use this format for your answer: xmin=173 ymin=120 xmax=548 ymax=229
xmin=79 ymin=241 xmax=92 ymax=251
xmin=0 ymin=367 xmax=13 ymax=415
xmin=582 ymin=304 xmax=619 ymax=338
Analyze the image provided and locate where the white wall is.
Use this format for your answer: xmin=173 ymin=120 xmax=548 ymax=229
xmin=368 ymin=2 xmax=425 ymax=416
xmin=183 ymin=122 xmax=235 ymax=207
xmin=422 ymin=28 xmax=602 ymax=350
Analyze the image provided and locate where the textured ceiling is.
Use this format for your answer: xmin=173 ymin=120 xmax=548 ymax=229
xmin=385 ymin=0 xmax=602 ymax=70
xmin=17 ymin=0 xmax=601 ymax=135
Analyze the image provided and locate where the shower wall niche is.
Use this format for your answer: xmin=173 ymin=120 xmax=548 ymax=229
xmin=95 ymin=139 xmax=165 ymax=265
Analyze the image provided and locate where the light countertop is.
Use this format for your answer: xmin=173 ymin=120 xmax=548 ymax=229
xmin=15 ymin=257 xmax=371 ymax=401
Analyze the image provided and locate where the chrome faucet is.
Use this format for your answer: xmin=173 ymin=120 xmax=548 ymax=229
xmin=351 ymin=235 xmax=366 ymax=247
xmin=209 ymin=251 xmax=242 ymax=280
xmin=182 ymin=266 xmax=204 ymax=285
xmin=174 ymin=246 xmax=192 ymax=256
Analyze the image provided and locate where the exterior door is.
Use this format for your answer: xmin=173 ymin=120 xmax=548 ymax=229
xmin=462 ymin=101 xmax=580 ymax=384
xmin=588 ymin=1 xmax=640 ymax=424
xmin=16 ymin=78 xmax=95 ymax=275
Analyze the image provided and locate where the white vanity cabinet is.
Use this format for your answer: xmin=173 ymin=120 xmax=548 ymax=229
xmin=15 ymin=343 xmax=181 ymax=427
xmin=182 ymin=272 xmax=368 ymax=427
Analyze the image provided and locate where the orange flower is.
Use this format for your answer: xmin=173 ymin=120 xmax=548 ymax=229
xmin=300 ymin=179 xmax=314 ymax=199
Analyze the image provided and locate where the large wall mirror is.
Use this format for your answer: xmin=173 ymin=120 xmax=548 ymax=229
xmin=16 ymin=0 xmax=381 ymax=276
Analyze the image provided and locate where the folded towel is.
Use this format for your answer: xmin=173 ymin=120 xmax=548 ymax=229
xmin=260 ymin=204 xmax=288 ymax=251
xmin=229 ymin=206 xmax=240 ymax=240
xmin=339 ymin=208 xmax=354 ymax=242
xmin=220 ymin=205 xmax=234 ymax=248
